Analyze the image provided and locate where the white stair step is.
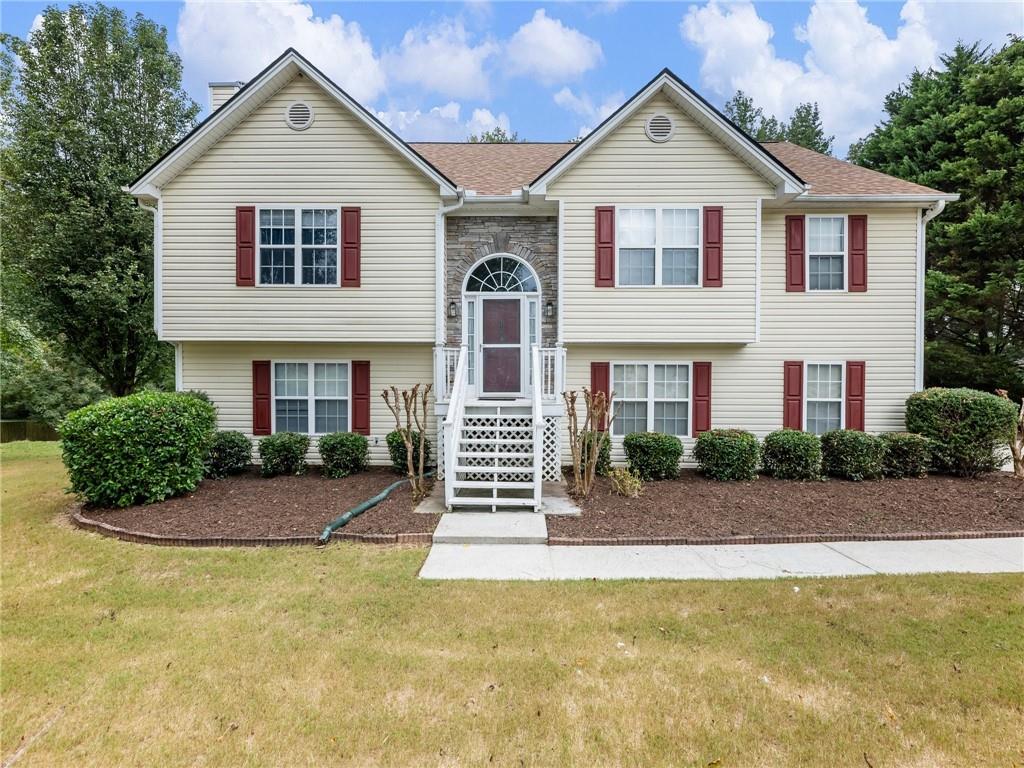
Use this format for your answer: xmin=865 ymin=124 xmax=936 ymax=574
xmin=457 ymin=451 xmax=533 ymax=459
xmin=455 ymin=465 xmax=534 ymax=474
xmin=452 ymin=480 xmax=535 ymax=490
xmin=459 ymin=438 xmax=533 ymax=445
xmin=462 ymin=426 xmax=533 ymax=432
xmin=448 ymin=496 xmax=537 ymax=507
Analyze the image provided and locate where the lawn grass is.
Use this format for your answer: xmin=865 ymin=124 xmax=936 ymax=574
xmin=2 ymin=441 xmax=1022 ymax=767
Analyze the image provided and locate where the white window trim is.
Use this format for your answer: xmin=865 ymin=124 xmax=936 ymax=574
xmin=270 ymin=359 xmax=352 ymax=435
xmin=803 ymin=360 xmax=845 ymax=434
xmin=806 ymin=214 xmax=848 ymax=293
xmin=611 ymin=360 xmax=693 ymax=438
xmin=614 ymin=204 xmax=703 ymax=288
xmin=255 ymin=204 xmax=342 ymax=288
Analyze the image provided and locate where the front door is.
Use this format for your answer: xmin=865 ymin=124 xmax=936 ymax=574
xmin=481 ymin=298 xmax=521 ymax=395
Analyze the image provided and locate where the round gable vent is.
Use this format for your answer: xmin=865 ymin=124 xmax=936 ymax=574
xmin=645 ymin=113 xmax=674 ymax=143
xmin=285 ymin=101 xmax=314 ymax=131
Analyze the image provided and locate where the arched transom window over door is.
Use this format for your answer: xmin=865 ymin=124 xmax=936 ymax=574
xmin=465 ymin=255 xmax=539 ymax=293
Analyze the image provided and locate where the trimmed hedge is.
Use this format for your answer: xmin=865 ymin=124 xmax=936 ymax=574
xmin=820 ymin=429 xmax=884 ymax=481
xmin=205 ymin=431 xmax=252 ymax=478
xmin=880 ymin=432 xmax=931 ymax=479
xmin=258 ymin=432 xmax=309 ymax=478
xmin=692 ymin=429 xmax=760 ymax=481
xmin=60 ymin=391 xmax=217 ymax=507
xmin=386 ymin=430 xmax=431 ymax=474
xmin=319 ymin=432 xmax=369 ymax=478
xmin=905 ymin=388 xmax=1018 ymax=476
xmin=762 ymin=429 xmax=822 ymax=480
xmin=623 ymin=432 xmax=683 ymax=480
xmin=580 ymin=430 xmax=612 ymax=476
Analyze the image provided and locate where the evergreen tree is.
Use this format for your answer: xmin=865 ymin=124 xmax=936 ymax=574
xmin=785 ymin=102 xmax=834 ymax=154
xmin=850 ymin=39 xmax=1024 ymax=399
xmin=723 ymin=90 xmax=830 ymax=150
xmin=468 ymin=126 xmax=521 ymax=143
xmin=1 ymin=4 xmax=198 ymax=396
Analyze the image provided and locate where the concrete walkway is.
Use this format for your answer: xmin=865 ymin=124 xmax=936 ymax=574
xmin=419 ymin=536 xmax=1024 ymax=581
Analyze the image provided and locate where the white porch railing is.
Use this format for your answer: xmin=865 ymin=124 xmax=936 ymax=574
xmin=434 ymin=346 xmax=463 ymax=403
xmin=435 ymin=344 xmax=564 ymax=403
xmin=530 ymin=345 xmax=544 ymax=507
xmin=538 ymin=346 xmax=565 ymax=402
xmin=442 ymin=345 xmax=469 ymax=505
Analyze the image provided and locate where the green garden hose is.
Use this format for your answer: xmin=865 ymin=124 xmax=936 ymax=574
xmin=317 ymin=470 xmax=434 ymax=545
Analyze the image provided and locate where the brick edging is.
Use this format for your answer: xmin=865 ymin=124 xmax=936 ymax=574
xmin=547 ymin=530 xmax=1024 ymax=546
xmin=69 ymin=505 xmax=432 ymax=548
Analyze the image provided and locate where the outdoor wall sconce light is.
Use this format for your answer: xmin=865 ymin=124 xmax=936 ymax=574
xmin=448 ymin=301 xmax=459 ymax=319
xmin=544 ymin=301 xmax=555 ymax=319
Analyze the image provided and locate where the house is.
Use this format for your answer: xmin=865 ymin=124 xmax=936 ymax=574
xmin=127 ymin=49 xmax=957 ymax=511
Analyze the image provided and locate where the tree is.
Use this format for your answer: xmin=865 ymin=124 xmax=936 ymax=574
xmin=0 ymin=4 xmax=198 ymax=396
xmin=468 ymin=126 xmax=521 ymax=143
xmin=785 ymin=102 xmax=834 ymax=154
xmin=723 ymin=90 xmax=832 ymax=152
xmin=849 ymin=39 xmax=1024 ymax=400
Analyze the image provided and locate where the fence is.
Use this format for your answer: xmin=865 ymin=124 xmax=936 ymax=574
xmin=1 ymin=420 xmax=59 ymax=443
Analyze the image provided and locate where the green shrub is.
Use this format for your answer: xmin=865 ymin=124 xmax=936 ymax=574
xmin=880 ymin=432 xmax=931 ymax=479
xmin=258 ymin=432 xmax=310 ymax=478
xmin=181 ymin=389 xmax=213 ymax=405
xmin=59 ymin=391 xmax=217 ymax=507
xmin=623 ymin=432 xmax=683 ymax=480
xmin=386 ymin=430 xmax=431 ymax=474
xmin=205 ymin=431 xmax=252 ymax=478
xmin=761 ymin=429 xmax=822 ymax=480
xmin=820 ymin=430 xmax=884 ymax=481
xmin=692 ymin=429 xmax=760 ymax=481
xmin=580 ymin=430 xmax=612 ymax=476
xmin=905 ymin=388 xmax=1018 ymax=477
xmin=318 ymin=432 xmax=369 ymax=478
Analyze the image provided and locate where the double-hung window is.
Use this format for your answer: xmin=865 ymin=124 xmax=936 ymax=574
xmin=258 ymin=207 xmax=340 ymax=286
xmin=617 ymin=207 xmax=700 ymax=286
xmin=273 ymin=362 xmax=349 ymax=434
xmin=612 ymin=362 xmax=691 ymax=437
xmin=805 ymin=363 xmax=843 ymax=434
xmin=807 ymin=215 xmax=845 ymax=291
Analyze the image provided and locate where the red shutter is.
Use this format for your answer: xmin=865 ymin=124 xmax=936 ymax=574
xmin=783 ymin=361 xmax=803 ymax=430
xmin=341 ymin=207 xmax=361 ymax=287
xmin=702 ymin=207 xmax=723 ymax=288
xmin=845 ymin=361 xmax=866 ymax=431
xmin=785 ymin=215 xmax=805 ymax=292
xmin=236 ymin=206 xmax=256 ymax=287
xmin=594 ymin=207 xmax=615 ymax=287
xmin=351 ymin=360 xmax=371 ymax=435
xmin=848 ymin=215 xmax=868 ymax=292
xmin=590 ymin=361 xmax=610 ymax=431
xmin=252 ymin=360 xmax=271 ymax=435
xmin=692 ymin=362 xmax=712 ymax=434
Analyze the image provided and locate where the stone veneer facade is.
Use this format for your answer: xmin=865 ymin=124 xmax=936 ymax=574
xmin=445 ymin=215 xmax=559 ymax=346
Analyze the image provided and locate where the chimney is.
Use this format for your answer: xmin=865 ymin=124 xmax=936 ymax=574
xmin=209 ymin=81 xmax=245 ymax=112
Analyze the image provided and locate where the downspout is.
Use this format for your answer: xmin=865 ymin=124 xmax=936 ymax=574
xmin=915 ymin=199 xmax=946 ymax=390
xmin=435 ymin=189 xmax=466 ymax=346
xmin=135 ymin=193 xmax=162 ymax=338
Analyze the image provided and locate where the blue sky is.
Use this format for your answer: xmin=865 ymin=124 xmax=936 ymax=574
xmin=3 ymin=1 xmax=1020 ymax=153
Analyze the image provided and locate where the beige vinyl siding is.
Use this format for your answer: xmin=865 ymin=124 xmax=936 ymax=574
xmin=161 ymin=74 xmax=440 ymax=342
xmin=550 ymin=93 xmax=774 ymax=344
xmin=561 ymin=207 xmax=920 ymax=464
xmin=179 ymin=341 xmax=435 ymax=465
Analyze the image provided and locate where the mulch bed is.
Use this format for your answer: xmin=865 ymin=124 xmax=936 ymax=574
xmin=80 ymin=467 xmax=440 ymax=544
xmin=547 ymin=470 xmax=1024 ymax=543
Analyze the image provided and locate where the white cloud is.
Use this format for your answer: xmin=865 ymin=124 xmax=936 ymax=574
xmin=680 ymin=0 xmax=1019 ymax=155
xmin=176 ymin=0 xmax=386 ymax=106
xmin=905 ymin=0 xmax=1022 ymax=54
xmin=506 ymin=10 xmax=603 ymax=84
xmin=679 ymin=0 xmax=937 ymax=152
xmin=376 ymin=101 xmax=510 ymax=141
xmin=383 ymin=19 xmax=498 ymax=100
xmin=553 ymin=86 xmax=623 ymax=137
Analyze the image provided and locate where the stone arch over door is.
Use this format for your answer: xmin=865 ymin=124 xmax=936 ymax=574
xmin=445 ymin=217 xmax=558 ymax=345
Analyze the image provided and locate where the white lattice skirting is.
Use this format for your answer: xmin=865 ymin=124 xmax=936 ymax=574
xmin=437 ymin=415 xmax=562 ymax=482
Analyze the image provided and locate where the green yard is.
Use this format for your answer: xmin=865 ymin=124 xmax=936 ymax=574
xmin=2 ymin=441 xmax=1022 ymax=767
